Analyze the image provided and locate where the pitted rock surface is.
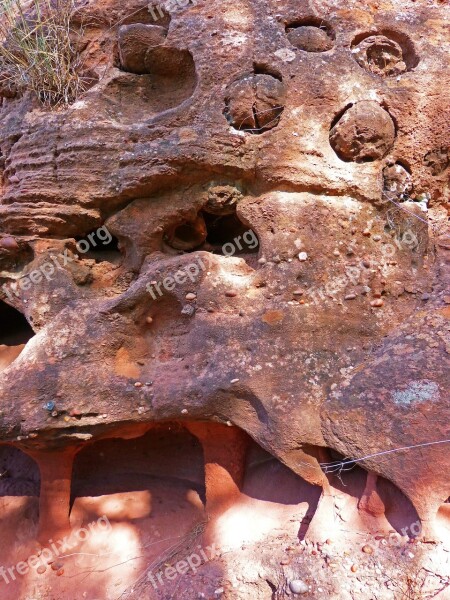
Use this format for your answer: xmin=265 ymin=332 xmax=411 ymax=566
xmin=0 ymin=0 xmax=449 ymax=597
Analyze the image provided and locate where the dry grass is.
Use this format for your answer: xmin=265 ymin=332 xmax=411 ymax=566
xmin=0 ymin=0 xmax=85 ymax=105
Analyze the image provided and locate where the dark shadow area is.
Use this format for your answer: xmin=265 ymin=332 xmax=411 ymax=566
xmin=71 ymin=424 xmax=206 ymax=506
xmin=0 ymin=445 xmax=40 ymax=497
xmin=243 ymin=443 xmax=322 ymax=506
xmin=326 ymin=450 xmax=420 ymax=536
xmin=75 ymin=230 xmax=122 ymax=265
xmin=162 ymin=209 xmax=260 ymax=266
xmin=0 ymin=301 xmax=34 ymax=345
xmin=377 ymin=476 xmax=420 ymax=535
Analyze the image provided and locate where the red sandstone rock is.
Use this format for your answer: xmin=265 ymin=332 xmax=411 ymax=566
xmin=0 ymin=0 xmax=448 ymax=597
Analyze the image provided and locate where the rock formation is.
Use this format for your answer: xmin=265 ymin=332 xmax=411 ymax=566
xmin=0 ymin=0 xmax=448 ymax=598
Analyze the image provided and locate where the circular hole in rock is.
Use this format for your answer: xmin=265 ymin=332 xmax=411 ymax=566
xmin=109 ymin=25 xmax=197 ymax=120
xmin=351 ymin=30 xmax=419 ymax=77
xmin=224 ymin=73 xmax=285 ymax=134
xmin=162 ymin=187 xmax=260 ymax=266
xmin=75 ymin=229 xmax=122 ymax=265
xmin=329 ymin=101 xmax=396 ymax=163
xmin=203 ymin=212 xmax=259 ymax=258
xmin=285 ymin=18 xmax=334 ymax=52
xmin=163 ymin=215 xmax=207 ymax=252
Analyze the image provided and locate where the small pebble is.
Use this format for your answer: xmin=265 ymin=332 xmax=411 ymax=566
xmin=351 ymin=564 xmax=358 ymax=572
xmin=0 ymin=236 xmax=19 ymax=250
xmin=345 ymin=293 xmax=357 ymax=300
xmin=146 ymin=316 xmax=153 ymax=324
xmin=225 ymin=290 xmax=238 ymax=297
xmin=289 ymin=579 xmax=309 ymax=594
xmin=293 ymin=289 xmax=304 ymax=296
xmin=372 ymin=235 xmax=381 ymax=241
xmin=362 ymin=544 xmax=374 ymax=554
xmin=258 ymin=257 xmax=267 ymax=264
xmin=37 ymin=565 xmax=46 ymax=575
xmin=181 ymin=409 xmax=188 ymax=414
xmin=134 ymin=382 xmax=143 ymax=388
xmin=185 ymin=293 xmax=196 ymax=301
xmin=230 ymin=378 xmax=239 ymax=384
xmin=181 ymin=304 xmax=195 ymax=316
xmin=298 ymin=252 xmax=308 ymax=261
xmin=370 ymin=299 xmax=384 ymax=307
xmin=362 ymin=229 xmax=371 ymax=237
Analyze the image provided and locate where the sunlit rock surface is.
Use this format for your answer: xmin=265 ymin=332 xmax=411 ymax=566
xmin=0 ymin=0 xmax=448 ymax=598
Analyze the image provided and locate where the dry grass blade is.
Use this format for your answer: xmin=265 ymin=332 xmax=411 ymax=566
xmin=0 ymin=0 xmax=86 ymax=105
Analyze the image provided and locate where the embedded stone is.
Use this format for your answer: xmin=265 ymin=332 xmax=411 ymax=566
xmin=330 ymin=102 xmax=396 ymax=162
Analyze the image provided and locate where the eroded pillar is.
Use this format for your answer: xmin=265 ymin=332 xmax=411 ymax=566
xmin=28 ymin=447 xmax=77 ymax=542
xmin=358 ymin=472 xmax=386 ymax=518
xmin=185 ymin=422 xmax=249 ymax=515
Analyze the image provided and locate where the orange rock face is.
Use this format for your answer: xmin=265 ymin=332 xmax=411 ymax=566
xmin=0 ymin=0 xmax=448 ymax=597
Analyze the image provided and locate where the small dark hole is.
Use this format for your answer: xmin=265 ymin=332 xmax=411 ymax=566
xmin=203 ymin=212 xmax=259 ymax=255
xmin=75 ymin=231 xmax=122 ymax=264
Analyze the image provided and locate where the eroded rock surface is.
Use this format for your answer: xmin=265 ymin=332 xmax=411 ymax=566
xmin=0 ymin=0 xmax=448 ymax=598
